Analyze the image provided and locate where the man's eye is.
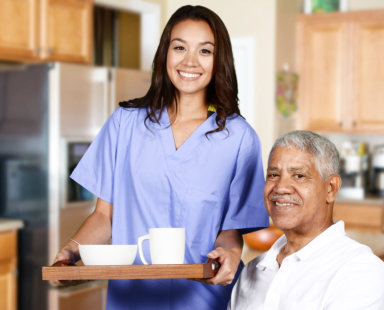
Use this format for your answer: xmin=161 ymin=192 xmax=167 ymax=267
xmin=295 ymin=174 xmax=304 ymax=179
xmin=268 ymin=173 xmax=278 ymax=178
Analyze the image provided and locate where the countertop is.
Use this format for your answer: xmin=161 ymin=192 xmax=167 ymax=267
xmin=0 ymin=218 xmax=24 ymax=232
xmin=336 ymin=195 xmax=384 ymax=205
xmin=242 ymin=244 xmax=263 ymax=264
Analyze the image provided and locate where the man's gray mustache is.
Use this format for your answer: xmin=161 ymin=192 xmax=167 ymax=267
xmin=269 ymin=195 xmax=302 ymax=204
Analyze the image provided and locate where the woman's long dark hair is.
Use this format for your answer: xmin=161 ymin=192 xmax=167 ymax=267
xmin=119 ymin=5 xmax=240 ymax=134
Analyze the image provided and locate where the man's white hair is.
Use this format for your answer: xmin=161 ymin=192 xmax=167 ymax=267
xmin=270 ymin=130 xmax=340 ymax=180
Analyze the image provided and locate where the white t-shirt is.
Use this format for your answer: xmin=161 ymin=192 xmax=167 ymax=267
xmin=229 ymin=221 xmax=384 ymax=310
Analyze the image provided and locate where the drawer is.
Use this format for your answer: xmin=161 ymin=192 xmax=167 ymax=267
xmin=0 ymin=231 xmax=17 ymax=261
xmin=333 ymin=203 xmax=384 ymax=233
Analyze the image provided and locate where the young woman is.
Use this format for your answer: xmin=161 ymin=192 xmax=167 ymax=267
xmin=54 ymin=5 xmax=269 ymax=309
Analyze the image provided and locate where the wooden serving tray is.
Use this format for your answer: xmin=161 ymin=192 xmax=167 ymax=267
xmin=42 ymin=260 xmax=218 ymax=280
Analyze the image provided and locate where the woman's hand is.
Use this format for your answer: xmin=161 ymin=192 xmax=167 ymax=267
xmin=50 ymin=198 xmax=113 ymax=286
xmin=53 ymin=244 xmax=78 ymax=266
xmin=205 ymin=245 xmax=242 ymax=285
xmin=201 ymin=229 xmax=243 ymax=286
xmin=50 ymin=242 xmax=79 ymax=286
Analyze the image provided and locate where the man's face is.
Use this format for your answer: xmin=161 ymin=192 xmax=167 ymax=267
xmin=264 ymin=146 xmax=331 ymax=235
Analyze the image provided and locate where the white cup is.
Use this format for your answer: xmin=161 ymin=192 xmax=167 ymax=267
xmin=138 ymin=228 xmax=185 ymax=264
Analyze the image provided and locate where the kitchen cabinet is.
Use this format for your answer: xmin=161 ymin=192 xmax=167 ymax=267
xmin=0 ymin=0 xmax=40 ymax=61
xmin=333 ymin=200 xmax=384 ymax=233
xmin=0 ymin=230 xmax=18 ymax=310
xmin=296 ymin=10 xmax=384 ymax=133
xmin=44 ymin=0 xmax=93 ymax=63
xmin=0 ymin=0 xmax=93 ymax=64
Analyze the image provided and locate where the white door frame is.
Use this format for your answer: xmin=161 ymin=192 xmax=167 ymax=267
xmin=231 ymin=36 xmax=256 ymax=128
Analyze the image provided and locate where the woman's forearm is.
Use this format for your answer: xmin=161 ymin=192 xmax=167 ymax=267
xmin=58 ymin=198 xmax=113 ymax=262
xmin=215 ymin=229 xmax=243 ymax=255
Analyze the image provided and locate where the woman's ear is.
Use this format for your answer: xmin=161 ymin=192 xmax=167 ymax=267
xmin=326 ymin=174 xmax=342 ymax=204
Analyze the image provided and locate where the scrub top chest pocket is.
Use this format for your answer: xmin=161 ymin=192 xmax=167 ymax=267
xmin=181 ymin=186 xmax=224 ymax=263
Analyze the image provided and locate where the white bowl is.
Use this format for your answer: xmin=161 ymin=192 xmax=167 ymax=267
xmin=79 ymin=245 xmax=137 ymax=265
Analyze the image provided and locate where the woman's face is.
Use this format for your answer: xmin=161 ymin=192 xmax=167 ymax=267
xmin=166 ymin=19 xmax=215 ymax=99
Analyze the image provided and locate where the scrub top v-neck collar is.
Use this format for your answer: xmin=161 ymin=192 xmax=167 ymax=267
xmin=157 ymin=108 xmax=217 ymax=158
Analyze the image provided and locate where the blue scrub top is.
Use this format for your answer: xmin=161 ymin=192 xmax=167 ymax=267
xmin=71 ymin=107 xmax=269 ymax=310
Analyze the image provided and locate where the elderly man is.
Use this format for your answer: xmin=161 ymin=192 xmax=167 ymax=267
xmin=228 ymin=130 xmax=384 ymax=310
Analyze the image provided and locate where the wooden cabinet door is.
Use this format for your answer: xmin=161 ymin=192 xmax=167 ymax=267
xmin=43 ymin=0 xmax=93 ymax=63
xmin=296 ymin=11 xmax=384 ymax=134
xmin=0 ymin=0 xmax=41 ymax=61
xmin=0 ymin=261 xmax=17 ymax=310
xmin=350 ymin=12 xmax=384 ymax=132
xmin=0 ymin=231 xmax=18 ymax=310
xmin=333 ymin=202 xmax=384 ymax=233
xmin=296 ymin=15 xmax=350 ymax=132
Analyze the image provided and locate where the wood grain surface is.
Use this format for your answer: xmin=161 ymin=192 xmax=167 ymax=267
xmin=42 ymin=260 xmax=218 ymax=280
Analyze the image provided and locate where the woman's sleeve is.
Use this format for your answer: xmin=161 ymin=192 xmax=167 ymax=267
xmin=221 ymin=128 xmax=270 ymax=233
xmin=70 ymin=108 xmax=122 ymax=204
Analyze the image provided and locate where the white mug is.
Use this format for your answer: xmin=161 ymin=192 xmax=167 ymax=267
xmin=138 ymin=228 xmax=185 ymax=264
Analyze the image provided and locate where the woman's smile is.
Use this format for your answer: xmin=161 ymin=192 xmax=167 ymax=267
xmin=178 ymin=70 xmax=202 ymax=79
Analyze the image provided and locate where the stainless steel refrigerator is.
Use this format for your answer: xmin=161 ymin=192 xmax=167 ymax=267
xmin=0 ymin=62 xmax=151 ymax=310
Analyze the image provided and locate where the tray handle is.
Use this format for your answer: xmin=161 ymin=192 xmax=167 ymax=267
xmin=203 ymin=258 xmax=220 ymax=278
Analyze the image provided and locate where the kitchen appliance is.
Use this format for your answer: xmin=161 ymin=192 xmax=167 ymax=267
xmin=371 ymin=145 xmax=384 ymax=197
xmin=0 ymin=64 xmax=50 ymax=310
xmin=340 ymin=155 xmax=369 ymax=186
xmin=0 ymin=63 xmax=150 ymax=310
xmin=62 ymin=140 xmax=93 ymax=204
xmin=338 ymin=142 xmax=369 ymax=199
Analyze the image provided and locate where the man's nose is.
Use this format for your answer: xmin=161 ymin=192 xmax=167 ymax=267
xmin=272 ymin=176 xmax=294 ymax=194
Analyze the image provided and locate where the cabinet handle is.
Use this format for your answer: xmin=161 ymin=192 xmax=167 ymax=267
xmin=352 ymin=120 xmax=357 ymax=127
xmin=35 ymin=47 xmax=41 ymax=54
xmin=339 ymin=122 xmax=343 ymax=127
xmin=47 ymin=48 xmax=53 ymax=56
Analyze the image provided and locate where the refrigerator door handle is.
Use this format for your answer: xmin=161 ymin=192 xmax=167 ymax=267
xmin=91 ymin=68 xmax=110 ymax=131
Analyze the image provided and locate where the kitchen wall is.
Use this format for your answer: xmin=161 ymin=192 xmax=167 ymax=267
xmin=274 ymin=0 xmax=302 ymax=139
xmin=349 ymin=0 xmax=384 ymax=10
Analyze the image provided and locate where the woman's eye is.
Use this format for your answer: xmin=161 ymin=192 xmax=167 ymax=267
xmin=201 ymin=48 xmax=213 ymax=55
xmin=173 ymin=45 xmax=185 ymax=51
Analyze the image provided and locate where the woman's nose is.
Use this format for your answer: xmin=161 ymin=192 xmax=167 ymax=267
xmin=183 ymin=50 xmax=198 ymax=66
